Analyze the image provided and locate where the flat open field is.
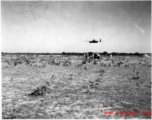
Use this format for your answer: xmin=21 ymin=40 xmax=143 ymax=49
xmin=2 ymin=54 xmax=151 ymax=119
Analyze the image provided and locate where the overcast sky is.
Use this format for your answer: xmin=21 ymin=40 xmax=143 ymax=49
xmin=1 ymin=1 xmax=151 ymax=53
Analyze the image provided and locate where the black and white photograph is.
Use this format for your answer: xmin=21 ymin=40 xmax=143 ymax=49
xmin=1 ymin=0 xmax=151 ymax=119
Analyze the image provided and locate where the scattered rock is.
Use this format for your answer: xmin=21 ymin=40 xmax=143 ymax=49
xmin=28 ymin=85 xmax=51 ymax=97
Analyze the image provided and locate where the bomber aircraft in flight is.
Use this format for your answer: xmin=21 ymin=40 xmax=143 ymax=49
xmin=85 ymin=39 xmax=103 ymax=43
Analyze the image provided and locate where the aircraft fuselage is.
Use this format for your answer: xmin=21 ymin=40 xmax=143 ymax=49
xmin=89 ymin=41 xmax=98 ymax=43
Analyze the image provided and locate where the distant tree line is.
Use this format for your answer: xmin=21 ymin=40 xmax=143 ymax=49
xmin=1 ymin=52 xmax=61 ymax=56
xmin=62 ymin=52 xmax=148 ymax=57
xmin=62 ymin=52 xmax=83 ymax=56
xmin=1 ymin=52 xmax=151 ymax=57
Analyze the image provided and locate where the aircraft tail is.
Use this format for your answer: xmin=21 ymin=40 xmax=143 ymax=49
xmin=100 ymin=39 xmax=101 ymax=42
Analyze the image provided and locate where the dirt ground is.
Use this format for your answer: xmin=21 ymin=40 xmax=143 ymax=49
xmin=2 ymin=55 xmax=151 ymax=119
